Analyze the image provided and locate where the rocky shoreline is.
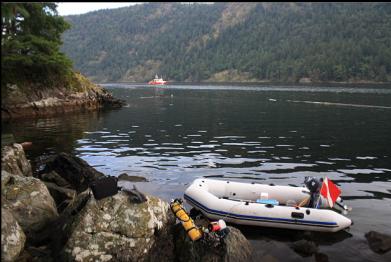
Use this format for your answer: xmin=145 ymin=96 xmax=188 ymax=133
xmin=1 ymin=73 xmax=124 ymax=121
xmin=2 ymin=143 xmax=391 ymax=261
xmin=1 ymin=144 xmax=253 ymax=261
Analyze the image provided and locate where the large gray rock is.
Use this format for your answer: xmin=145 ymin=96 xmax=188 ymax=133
xmin=1 ymin=171 xmax=59 ymax=236
xmin=1 ymin=207 xmax=26 ymax=262
xmin=174 ymin=222 xmax=252 ymax=262
xmin=365 ymin=231 xmax=391 ymax=254
xmin=118 ymin=173 xmax=148 ymax=182
xmin=1 ymin=143 xmax=32 ymax=177
xmin=291 ymin=239 xmax=318 ymax=256
xmin=62 ymin=191 xmax=175 ymax=261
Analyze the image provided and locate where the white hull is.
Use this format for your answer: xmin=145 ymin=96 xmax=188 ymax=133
xmin=184 ymin=178 xmax=352 ymax=232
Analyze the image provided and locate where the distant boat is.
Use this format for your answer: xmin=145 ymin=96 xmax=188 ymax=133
xmin=148 ymin=74 xmax=168 ymax=85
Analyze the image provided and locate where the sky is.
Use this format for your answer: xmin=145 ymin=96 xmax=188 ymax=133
xmin=56 ymin=2 xmax=142 ymax=16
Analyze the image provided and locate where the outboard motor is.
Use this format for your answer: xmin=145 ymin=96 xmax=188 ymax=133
xmin=304 ymin=177 xmax=352 ymax=212
xmin=304 ymin=177 xmax=323 ymax=208
xmin=304 ymin=176 xmax=322 ymax=193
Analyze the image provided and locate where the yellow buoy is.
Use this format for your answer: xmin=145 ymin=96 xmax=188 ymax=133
xmin=170 ymin=199 xmax=203 ymax=241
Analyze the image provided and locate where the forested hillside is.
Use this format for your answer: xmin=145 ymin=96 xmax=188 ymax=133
xmin=61 ymin=2 xmax=391 ymax=83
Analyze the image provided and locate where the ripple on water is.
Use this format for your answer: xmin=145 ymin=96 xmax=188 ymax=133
xmin=338 ymin=169 xmax=386 ymax=174
xmin=195 ymin=144 xmax=219 ymax=148
xmin=214 ymin=136 xmax=246 ymax=139
xmin=213 ymin=158 xmax=263 ymax=165
xmin=315 ymin=161 xmax=335 ymax=165
xmin=222 ymin=143 xmax=260 ymax=146
xmin=76 ymin=146 xmax=112 ymax=151
xmin=247 ymin=150 xmax=267 ymax=154
xmin=161 ymin=143 xmax=183 ymax=146
xmin=256 ymin=162 xmax=317 ymax=171
xmin=111 ymin=147 xmax=133 ymax=153
xmin=84 ymin=152 xmax=118 ymax=157
xmin=154 ymin=147 xmax=185 ymax=150
xmin=83 ymin=131 xmax=111 ymax=134
xmin=77 ymin=139 xmax=90 ymax=144
xmin=356 ymin=156 xmax=378 ymax=160
xmin=328 ymin=158 xmax=351 ymax=161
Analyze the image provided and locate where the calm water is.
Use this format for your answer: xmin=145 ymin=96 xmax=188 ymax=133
xmin=3 ymin=84 xmax=391 ymax=261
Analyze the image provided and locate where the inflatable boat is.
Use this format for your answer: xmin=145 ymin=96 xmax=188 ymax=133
xmin=184 ymin=178 xmax=352 ymax=232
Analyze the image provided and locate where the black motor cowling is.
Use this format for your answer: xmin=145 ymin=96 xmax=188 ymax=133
xmin=304 ymin=176 xmax=323 ymax=193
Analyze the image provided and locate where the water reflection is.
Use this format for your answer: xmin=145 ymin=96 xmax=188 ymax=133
xmin=237 ymin=224 xmax=353 ymax=245
xmin=2 ymin=110 xmax=108 ymax=171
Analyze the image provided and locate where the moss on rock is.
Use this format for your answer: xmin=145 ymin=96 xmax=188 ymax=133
xmin=62 ymin=191 xmax=175 ymax=261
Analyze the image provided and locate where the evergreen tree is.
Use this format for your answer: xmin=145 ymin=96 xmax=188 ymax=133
xmin=1 ymin=2 xmax=73 ymax=88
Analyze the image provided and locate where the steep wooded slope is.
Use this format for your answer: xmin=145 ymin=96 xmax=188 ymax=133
xmin=61 ymin=3 xmax=391 ymax=83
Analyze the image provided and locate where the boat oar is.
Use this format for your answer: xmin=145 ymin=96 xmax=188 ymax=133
xmin=297 ymin=196 xmax=311 ymax=207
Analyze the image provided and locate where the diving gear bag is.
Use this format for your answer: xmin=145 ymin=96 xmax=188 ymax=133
xmin=90 ymin=176 xmax=119 ymax=200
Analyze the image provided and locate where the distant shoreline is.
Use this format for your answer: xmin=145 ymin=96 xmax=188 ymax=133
xmin=100 ymin=81 xmax=391 ymax=88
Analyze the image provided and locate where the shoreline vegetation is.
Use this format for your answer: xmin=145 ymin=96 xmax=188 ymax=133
xmin=1 ymin=3 xmax=124 ymax=121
